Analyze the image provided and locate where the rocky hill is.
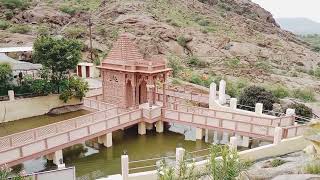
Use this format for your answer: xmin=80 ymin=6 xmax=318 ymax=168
xmin=1 ymin=0 xmax=320 ymax=93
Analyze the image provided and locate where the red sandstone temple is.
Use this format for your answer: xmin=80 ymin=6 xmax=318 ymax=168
xmin=99 ymin=34 xmax=172 ymax=108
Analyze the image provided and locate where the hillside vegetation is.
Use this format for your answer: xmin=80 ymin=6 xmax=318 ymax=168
xmin=0 ymin=0 xmax=320 ymax=100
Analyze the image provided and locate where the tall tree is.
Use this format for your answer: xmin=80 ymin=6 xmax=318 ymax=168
xmin=33 ymin=36 xmax=82 ymax=92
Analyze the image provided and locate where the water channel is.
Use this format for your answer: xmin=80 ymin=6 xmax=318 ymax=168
xmin=2 ymin=111 xmax=209 ymax=180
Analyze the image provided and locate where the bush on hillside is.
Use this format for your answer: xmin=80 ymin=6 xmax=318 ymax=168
xmin=0 ymin=20 xmax=10 ymax=30
xmin=177 ymin=36 xmax=188 ymax=48
xmin=0 ymin=0 xmax=29 ymax=10
xmin=64 ymin=26 xmax=86 ymax=39
xmin=239 ymin=86 xmax=277 ymax=111
xmin=269 ymin=85 xmax=290 ymax=99
xmin=9 ymin=24 xmax=30 ymax=34
xmin=292 ymin=88 xmax=315 ymax=102
xmin=287 ymin=103 xmax=312 ymax=119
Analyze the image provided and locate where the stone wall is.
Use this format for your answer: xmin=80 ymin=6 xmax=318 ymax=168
xmin=0 ymin=95 xmax=81 ymax=123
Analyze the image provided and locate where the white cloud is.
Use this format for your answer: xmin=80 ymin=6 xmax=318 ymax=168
xmin=251 ymin=0 xmax=320 ymax=22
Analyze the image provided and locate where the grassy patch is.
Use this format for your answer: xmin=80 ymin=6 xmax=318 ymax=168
xmin=9 ymin=24 xmax=30 ymax=34
xmin=292 ymin=88 xmax=316 ymax=102
xmin=177 ymin=35 xmax=188 ymax=48
xmin=269 ymin=85 xmax=290 ymax=99
xmin=270 ymin=159 xmax=286 ymax=167
xmin=187 ymin=56 xmax=207 ymax=68
xmin=304 ymin=161 xmax=320 ymax=174
xmin=0 ymin=0 xmax=29 ymax=10
xmin=225 ymin=57 xmax=241 ymax=69
xmin=64 ymin=25 xmax=86 ymax=39
xmin=0 ymin=20 xmax=10 ymax=30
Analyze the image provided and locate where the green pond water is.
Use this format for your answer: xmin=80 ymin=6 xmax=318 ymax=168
xmin=4 ymin=112 xmax=209 ymax=180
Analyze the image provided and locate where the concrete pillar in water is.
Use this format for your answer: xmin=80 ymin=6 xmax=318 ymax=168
xmin=209 ymin=82 xmax=217 ymax=108
xmin=156 ymin=121 xmax=164 ymax=133
xmin=213 ymin=131 xmax=220 ymax=144
xmin=255 ymin=103 xmax=263 ymax=115
xmin=195 ymin=128 xmax=204 ymax=140
xmin=138 ymin=122 xmax=146 ymax=135
xmin=220 ymin=132 xmax=229 ymax=144
xmin=218 ymin=80 xmax=226 ymax=105
xmin=229 ymin=136 xmax=238 ymax=151
xmin=230 ymin=98 xmax=237 ymax=109
xmin=98 ymin=133 xmax=112 ymax=147
xmin=46 ymin=150 xmax=65 ymax=168
xmin=121 ymin=155 xmax=129 ymax=180
xmin=205 ymin=129 xmax=209 ymax=143
xmin=241 ymin=136 xmax=250 ymax=147
xmin=8 ymin=90 xmax=14 ymax=101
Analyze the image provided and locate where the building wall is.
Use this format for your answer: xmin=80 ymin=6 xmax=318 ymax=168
xmin=102 ymin=70 xmax=126 ymax=107
xmin=0 ymin=95 xmax=81 ymax=123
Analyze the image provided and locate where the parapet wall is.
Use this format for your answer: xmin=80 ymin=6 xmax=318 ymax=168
xmin=0 ymin=94 xmax=81 ymax=123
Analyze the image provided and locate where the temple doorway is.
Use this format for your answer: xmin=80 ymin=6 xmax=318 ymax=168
xmin=139 ymin=80 xmax=147 ymax=104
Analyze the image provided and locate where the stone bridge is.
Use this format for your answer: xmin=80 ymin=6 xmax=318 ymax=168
xmin=0 ymin=91 xmax=306 ymax=167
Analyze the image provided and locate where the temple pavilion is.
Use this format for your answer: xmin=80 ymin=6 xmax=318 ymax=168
xmin=98 ymin=34 xmax=172 ymax=108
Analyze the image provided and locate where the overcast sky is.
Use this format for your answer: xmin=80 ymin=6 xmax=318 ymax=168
xmin=251 ymin=0 xmax=320 ymax=22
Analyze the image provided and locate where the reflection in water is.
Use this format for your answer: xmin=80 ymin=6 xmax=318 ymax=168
xmin=0 ymin=110 xmax=90 ymax=137
xmin=16 ymin=124 xmax=209 ymax=180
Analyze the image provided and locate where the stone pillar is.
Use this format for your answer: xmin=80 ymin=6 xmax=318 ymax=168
xmin=209 ymin=82 xmax=217 ymax=109
xmin=138 ymin=122 xmax=146 ymax=135
xmin=220 ymin=132 xmax=229 ymax=144
xmin=176 ymin=147 xmax=185 ymax=169
xmin=241 ymin=136 xmax=250 ymax=147
xmin=205 ymin=129 xmax=209 ymax=143
xmin=162 ymin=74 xmax=167 ymax=107
xmin=156 ymin=121 xmax=164 ymax=133
xmin=273 ymin=127 xmax=283 ymax=144
xmin=218 ymin=80 xmax=226 ymax=104
xmin=147 ymin=84 xmax=155 ymax=107
xmin=213 ymin=131 xmax=220 ymax=144
xmin=8 ymin=90 xmax=14 ymax=101
xmin=52 ymin=150 xmax=65 ymax=169
xmin=229 ymin=136 xmax=238 ymax=151
xmin=230 ymin=98 xmax=237 ymax=109
xmin=121 ymin=155 xmax=129 ymax=180
xmin=195 ymin=128 xmax=203 ymax=140
xmin=255 ymin=103 xmax=263 ymax=115
xmin=286 ymin=108 xmax=295 ymax=116
xmin=98 ymin=133 xmax=112 ymax=147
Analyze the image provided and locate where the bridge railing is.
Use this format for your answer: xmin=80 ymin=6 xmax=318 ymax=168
xmin=156 ymin=88 xmax=209 ymax=104
xmin=282 ymin=125 xmax=306 ymax=139
xmin=166 ymin=103 xmax=294 ymax=127
xmin=0 ymin=105 xmax=125 ymax=153
xmin=83 ymin=98 xmax=117 ymax=110
xmin=0 ymin=108 xmax=143 ymax=166
xmin=163 ymin=108 xmax=275 ymax=140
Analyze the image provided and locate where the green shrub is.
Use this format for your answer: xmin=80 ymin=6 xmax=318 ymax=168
xmin=0 ymin=0 xmax=29 ymax=9
xmin=0 ymin=20 xmax=10 ymax=30
xmin=59 ymin=5 xmax=77 ymax=15
xmin=304 ymin=161 xmax=320 ymax=174
xmin=198 ymin=19 xmax=210 ymax=26
xmin=314 ymin=67 xmax=320 ymax=78
xmin=64 ymin=26 xmax=85 ymax=39
xmin=177 ymin=36 xmax=188 ymax=48
xmin=287 ymin=103 xmax=312 ymax=119
xmin=255 ymin=61 xmax=272 ymax=72
xmin=37 ymin=25 xmax=50 ymax=36
xmin=59 ymin=76 xmax=89 ymax=102
xmin=225 ymin=58 xmax=241 ymax=69
xmin=292 ymin=88 xmax=315 ymax=102
xmin=270 ymin=85 xmax=290 ymax=99
xmin=226 ymin=79 xmax=249 ymax=98
xmin=270 ymin=159 xmax=286 ymax=167
xmin=4 ymin=10 xmax=14 ymax=20
xmin=187 ymin=56 xmax=207 ymax=68
xmin=9 ymin=24 xmax=30 ymax=34
xmin=168 ymin=56 xmax=184 ymax=77
xmin=239 ymin=86 xmax=277 ymax=111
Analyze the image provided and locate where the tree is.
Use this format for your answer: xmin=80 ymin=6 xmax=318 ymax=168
xmin=0 ymin=63 xmax=13 ymax=95
xmin=239 ymin=86 xmax=277 ymax=111
xmin=33 ymin=36 xmax=82 ymax=92
xmin=59 ymin=76 xmax=89 ymax=103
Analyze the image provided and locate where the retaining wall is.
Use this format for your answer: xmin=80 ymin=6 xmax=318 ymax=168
xmin=0 ymin=95 xmax=81 ymax=123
